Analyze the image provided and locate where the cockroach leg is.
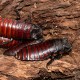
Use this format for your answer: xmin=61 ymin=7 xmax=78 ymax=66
xmin=46 ymin=52 xmax=63 ymax=67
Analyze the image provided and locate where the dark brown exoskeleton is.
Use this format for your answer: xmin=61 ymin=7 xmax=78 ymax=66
xmin=12 ymin=38 xmax=72 ymax=65
xmin=0 ymin=17 xmax=42 ymax=40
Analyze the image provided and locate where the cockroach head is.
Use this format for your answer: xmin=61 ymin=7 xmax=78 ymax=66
xmin=62 ymin=38 xmax=72 ymax=53
xmin=31 ymin=24 xmax=43 ymax=39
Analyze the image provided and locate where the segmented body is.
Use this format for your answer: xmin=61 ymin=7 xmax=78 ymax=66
xmin=3 ymin=39 xmax=43 ymax=56
xmin=0 ymin=17 xmax=42 ymax=40
xmin=15 ymin=38 xmax=71 ymax=61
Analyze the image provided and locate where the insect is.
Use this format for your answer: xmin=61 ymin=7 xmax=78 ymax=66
xmin=0 ymin=17 xmax=42 ymax=40
xmin=13 ymin=38 xmax=71 ymax=62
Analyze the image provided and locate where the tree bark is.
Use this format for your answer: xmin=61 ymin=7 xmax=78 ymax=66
xmin=0 ymin=0 xmax=80 ymax=80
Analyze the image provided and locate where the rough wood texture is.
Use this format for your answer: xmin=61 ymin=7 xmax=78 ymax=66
xmin=0 ymin=0 xmax=80 ymax=80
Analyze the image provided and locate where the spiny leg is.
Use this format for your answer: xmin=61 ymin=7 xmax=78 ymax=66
xmin=46 ymin=52 xmax=63 ymax=67
xmin=46 ymin=55 xmax=55 ymax=67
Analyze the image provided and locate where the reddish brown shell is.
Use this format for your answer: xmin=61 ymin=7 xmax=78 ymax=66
xmin=15 ymin=38 xmax=72 ymax=61
xmin=0 ymin=17 xmax=42 ymax=40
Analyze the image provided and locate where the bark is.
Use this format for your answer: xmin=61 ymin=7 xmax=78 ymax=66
xmin=0 ymin=0 xmax=80 ymax=80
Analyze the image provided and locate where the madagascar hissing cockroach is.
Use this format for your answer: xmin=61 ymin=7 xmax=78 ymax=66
xmin=14 ymin=38 xmax=72 ymax=61
xmin=0 ymin=17 xmax=42 ymax=40
xmin=0 ymin=37 xmax=21 ymax=49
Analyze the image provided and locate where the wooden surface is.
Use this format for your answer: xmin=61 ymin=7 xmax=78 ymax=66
xmin=0 ymin=0 xmax=80 ymax=80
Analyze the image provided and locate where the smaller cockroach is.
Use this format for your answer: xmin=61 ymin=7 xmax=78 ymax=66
xmin=14 ymin=38 xmax=72 ymax=62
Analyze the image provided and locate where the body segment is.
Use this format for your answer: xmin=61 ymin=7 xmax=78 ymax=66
xmin=0 ymin=17 xmax=42 ymax=40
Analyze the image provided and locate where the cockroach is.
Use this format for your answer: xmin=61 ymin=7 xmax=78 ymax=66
xmin=0 ymin=37 xmax=21 ymax=49
xmin=0 ymin=17 xmax=42 ymax=40
xmin=14 ymin=38 xmax=72 ymax=62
